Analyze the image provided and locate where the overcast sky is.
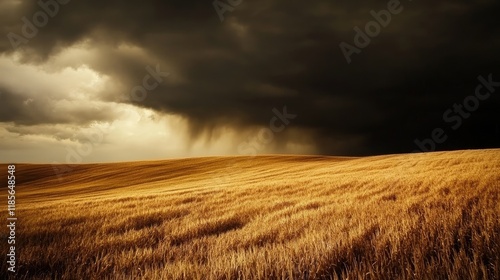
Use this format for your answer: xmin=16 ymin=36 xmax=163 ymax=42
xmin=0 ymin=0 xmax=499 ymax=163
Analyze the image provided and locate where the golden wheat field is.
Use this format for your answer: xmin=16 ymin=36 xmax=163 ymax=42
xmin=1 ymin=149 xmax=500 ymax=279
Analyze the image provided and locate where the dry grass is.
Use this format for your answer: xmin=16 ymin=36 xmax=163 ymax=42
xmin=1 ymin=149 xmax=500 ymax=279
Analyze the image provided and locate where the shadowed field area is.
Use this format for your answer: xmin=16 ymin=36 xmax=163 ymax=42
xmin=1 ymin=149 xmax=500 ymax=279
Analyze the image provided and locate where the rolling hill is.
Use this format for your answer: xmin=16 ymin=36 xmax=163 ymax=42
xmin=2 ymin=149 xmax=500 ymax=279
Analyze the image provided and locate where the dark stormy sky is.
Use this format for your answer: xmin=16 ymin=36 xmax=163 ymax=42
xmin=0 ymin=0 xmax=499 ymax=163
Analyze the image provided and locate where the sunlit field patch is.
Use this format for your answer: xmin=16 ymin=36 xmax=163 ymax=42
xmin=2 ymin=149 xmax=499 ymax=279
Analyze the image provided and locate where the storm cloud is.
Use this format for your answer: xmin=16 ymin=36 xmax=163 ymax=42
xmin=0 ymin=0 xmax=499 ymax=162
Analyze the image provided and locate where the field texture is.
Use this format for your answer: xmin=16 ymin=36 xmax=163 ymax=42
xmin=1 ymin=149 xmax=500 ymax=279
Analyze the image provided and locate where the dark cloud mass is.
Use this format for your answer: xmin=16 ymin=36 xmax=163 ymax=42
xmin=1 ymin=0 xmax=499 ymax=157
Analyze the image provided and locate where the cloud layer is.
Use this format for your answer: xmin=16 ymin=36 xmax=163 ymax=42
xmin=1 ymin=0 xmax=499 ymax=162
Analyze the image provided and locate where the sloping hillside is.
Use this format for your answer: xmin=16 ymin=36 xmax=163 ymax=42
xmin=2 ymin=149 xmax=500 ymax=279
